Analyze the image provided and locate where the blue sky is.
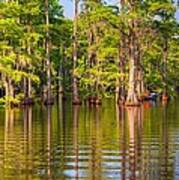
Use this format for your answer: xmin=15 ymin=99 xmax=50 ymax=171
xmin=61 ymin=0 xmax=73 ymax=18
xmin=61 ymin=0 xmax=118 ymax=18
xmin=61 ymin=0 xmax=179 ymax=19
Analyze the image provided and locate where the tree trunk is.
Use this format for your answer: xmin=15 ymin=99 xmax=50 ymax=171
xmin=136 ymin=46 xmax=144 ymax=99
xmin=116 ymin=0 xmax=126 ymax=104
xmin=45 ymin=0 xmax=53 ymax=105
xmin=115 ymin=78 xmax=120 ymax=104
xmin=162 ymin=39 xmax=168 ymax=101
xmin=27 ymin=77 xmax=32 ymax=98
xmin=119 ymin=34 xmax=126 ymax=104
xmin=27 ymin=30 xmax=32 ymax=100
xmin=135 ymin=28 xmax=144 ymax=100
xmin=23 ymin=77 xmax=27 ymax=97
xmin=58 ymin=46 xmax=64 ymax=94
xmin=9 ymin=80 xmax=14 ymax=102
xmin=116 ymin=46 xmax=126 ymax=104
xmin=72 ymin=0 xmax=81 ymax=105
xmin=63 ymin=49 xmax=67 ymax=94
xmin=4 ymin=77 xmax=14 ymax=107
xmin=136 ymin=68 xmax=144 ymax=99
xmin=4 ymin=79 xmax=9 ymax=107
xmin=126 ymin=29 xmax=139 ymax=106
xmin=87 ymin=29 xmax=94 ymax=99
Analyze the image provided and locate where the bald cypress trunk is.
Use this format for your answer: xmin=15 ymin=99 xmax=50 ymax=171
xmin=125 ymin=1 xmax=140 ymax=106
xmin=126 ymin=22 xmax=139 ymax=106
xmin=45 ymin=0 xmax=53 ymax=105
xmin=72 ymin=0 xmax=81 ymax=105
xmin=136 ymin=42 xmax=144 ymax=100
xmin=58 ymin=46 xmax=64 ymax=94
xmin=162 ymin=39 xmax=169 ymax=101
xmin=27 ymin=23 xmax=32 ymax=101
xmin=4 ymin=77 xmax=14 ymax=107
xmin=116 ymin=0 xmax=126 ymax=104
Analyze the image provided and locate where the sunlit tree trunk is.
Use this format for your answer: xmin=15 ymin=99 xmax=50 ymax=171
xmin=4 ymin=77 xmax=14 ymax=107
xmin=58 ymin=45 xmax=64 ymax=94
xmin=45 ymin=0 xmax=53 ymax=105
xmin=72 ymin=0 xmax=81 ymax=105
xmin=4 ymin=79 xmax=9 ymax=107
xmin=116 ymin=0 xmax=126 ymax=104
xmin=87 ymin=29 xmax=94 ymax=102
xmin=126 ymin=24 xmax=139 ymax=106
xmin=23 ymin=30 xmax=32 ymax=104
xmin=115 ymin=57 xmax=120 ymax=104
xmin=136 ymin=67 xmax=144 ymax=99
xmin=94 ymin=32 xmax=101 ymax=105
xmin=41 ymin=39 xmax=47 ymax=101
xmin=136 ymin=43 xmax=144 ymax=99
xmin=27 ymin=27 xmax=32 ymax=99
xmin=162 ymin=39 xmax=168 ymax=101
xmin=118 ymin=34 xmax=126 ymax=104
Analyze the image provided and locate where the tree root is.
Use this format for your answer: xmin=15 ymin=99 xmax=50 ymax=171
xmin=72 ymin=97 xmax=82 ymax=105
xmin=125 ymin=93 xmax=140 ymax=107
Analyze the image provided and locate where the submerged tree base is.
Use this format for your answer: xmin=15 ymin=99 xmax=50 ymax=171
xmin=44 ymin=98 xmax=54 ymax=106
xmin=72 ymin=98 xmax=82 ymax=105
xmin=162 ymin=94 xmax=169 ymax=102
xmin=125 ymin=93 xmax=140 ymax=107
xmin=21 ymin=98 xmax=34 ymax=106
xmin=88 ymin=97 xmax=102 ymax=106
xmin=117 ymin=98 xmax=126 ymax=106
xmin=125 ymin=102 xmax=141 ymax=107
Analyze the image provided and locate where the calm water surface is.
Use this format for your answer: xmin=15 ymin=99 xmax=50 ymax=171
xmin=0 ymin=98 xmax=179 ymax=180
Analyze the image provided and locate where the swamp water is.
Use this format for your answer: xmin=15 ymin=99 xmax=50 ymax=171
xmin=0 ymin=99 xmax=179 ymax=179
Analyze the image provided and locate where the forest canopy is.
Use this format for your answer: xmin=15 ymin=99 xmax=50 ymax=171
xmin=0 ymin=0 xmax=179 ymax=106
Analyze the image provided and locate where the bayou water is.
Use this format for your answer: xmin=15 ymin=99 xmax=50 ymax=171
xmin=0 ymin=98 xmax=179 ymax=179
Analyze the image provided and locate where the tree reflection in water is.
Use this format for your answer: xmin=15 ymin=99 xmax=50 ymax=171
xmin=0 ymin=99 xmax=179 ymax=179
xmin=23 ymin=107 xmax=32 ymax=179
xmin=126 ymin=107 xmax=143 ymax=180
xmin=72 ymin=105 xmax=80 ymax=179
xmin=47 ymin=106 xmax=52 ymax=179
xmin=4 ymin=109 xmax=15 ymax=178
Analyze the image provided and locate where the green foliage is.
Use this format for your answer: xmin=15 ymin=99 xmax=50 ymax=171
xmin=0 ymin=0 xmax=178 ymax=105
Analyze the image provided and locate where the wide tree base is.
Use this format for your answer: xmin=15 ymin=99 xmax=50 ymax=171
xmin=44 ymin=98 xmax=54 ymax=106
xmin=58 ymin=94 xmax=67 ymax=101
xmin=88 ymin=97 xmax=102 ymax=106
xmin=117 ymin=98 xmax=125 ymax=106
xmin=62 ymin=96 xmax=67 ymax=101
xmin=125 ymin=94 xmax=141 ymax=106
xmin=125 ymin=102 xmax=141 ymax=107
xmin=21 ymin=98 xmax=34 ymax=106
xmin=7 ymin=102 xmax=19 ymax=108
xmin=72 ymin=98 xmax=82 ymax=105
xmin=162 ymin=94 xmax=169 ymax=102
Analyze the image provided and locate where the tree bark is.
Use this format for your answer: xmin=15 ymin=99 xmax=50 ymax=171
xmin=119 ymin=34 xmax=126 ymax=104
xmin=126 ymin=27 xmax=139 ymax=106
xmin=72 ymin=0 xmax=81 ymax=105
xmin=45 ymin=0 xmax=53 ymax=105
xmin=162 ymin=39 xmax=168 ymax=101
xmin=136 ymin=46 xmax=144 ymax=99
xmin=27 ymin=25 xmax=32 ymax=99
xmin=58 ymin=46 xmax=64 ymax=94
xmin=4 ymin=76 xmax=14 ymax=107
xmin=116 ymin=0 xmax=126 ymax=104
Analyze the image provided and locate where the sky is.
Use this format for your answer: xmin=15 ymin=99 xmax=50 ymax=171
xmin=61 ymin=0 xmax=73 ymax=18
xmin=61 ymin=0 xmax=118 ymax=18
xmin=61 ymin=0 xmax=179 ymax=19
